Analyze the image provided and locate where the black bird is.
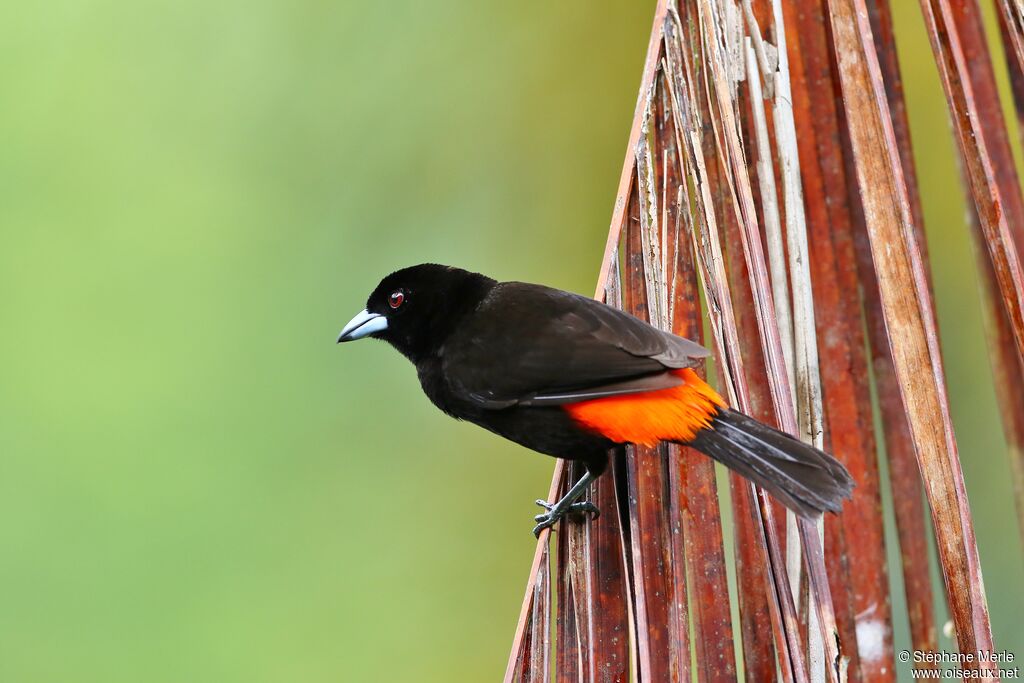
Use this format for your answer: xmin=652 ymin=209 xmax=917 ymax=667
xmin=338 ymin=264 xmax=853 ymax=536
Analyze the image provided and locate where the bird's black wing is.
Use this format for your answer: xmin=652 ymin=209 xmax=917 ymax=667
xmin=441 ymin=282 xmax=710 ymax=408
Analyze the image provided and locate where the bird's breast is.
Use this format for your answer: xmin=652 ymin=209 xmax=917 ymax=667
xmin=415 ymin=357 xmax=476 ymax=419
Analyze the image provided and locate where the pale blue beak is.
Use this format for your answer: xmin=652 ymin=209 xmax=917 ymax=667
xmin=337 ymin=309 xmax=388 ymax=343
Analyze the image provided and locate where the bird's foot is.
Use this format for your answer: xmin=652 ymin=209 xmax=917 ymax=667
xmin=535 ymin=499 xmax=600 ymax=517
xmin=532 ymin=499 xmax=600 ymax=538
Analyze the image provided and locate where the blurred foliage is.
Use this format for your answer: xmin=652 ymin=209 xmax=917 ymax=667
xmin=0 ymin=1 xmax=1019 ymax=681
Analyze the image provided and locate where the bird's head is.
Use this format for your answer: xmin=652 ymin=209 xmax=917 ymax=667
xmin=337 ymin=263 xmax=496 ymax=362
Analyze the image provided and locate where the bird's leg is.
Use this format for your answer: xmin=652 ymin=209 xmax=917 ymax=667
xmin=532 ymin=470 xmax=600 ymax=537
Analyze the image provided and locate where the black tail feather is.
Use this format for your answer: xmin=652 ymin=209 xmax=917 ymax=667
xmin=687 ymin=408 xmax=855 ymax=517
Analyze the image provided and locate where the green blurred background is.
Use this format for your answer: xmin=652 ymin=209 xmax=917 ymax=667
xmin=0 ymin=1 xmax=1021 ymax=681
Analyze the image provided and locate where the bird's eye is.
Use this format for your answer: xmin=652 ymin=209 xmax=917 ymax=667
xmin=389 ymin=290 xmax=405 ymax=309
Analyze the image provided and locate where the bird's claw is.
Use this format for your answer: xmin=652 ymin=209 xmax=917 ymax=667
xmin=532 ymin=499 xmax=601 ymax=537
xmin=566 ymin=501 xmax=600 ymax=517
xmin=532 ymin=512 xmax=557 ymax=538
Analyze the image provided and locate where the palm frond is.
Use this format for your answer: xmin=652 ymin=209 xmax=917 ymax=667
xmin=505 ymin=0 xmax=1015 ymax=679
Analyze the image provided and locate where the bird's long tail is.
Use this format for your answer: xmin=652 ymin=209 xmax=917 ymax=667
xmin=686 ymin=408 xmax=854 ymax=517
xmin=563 ymin=368 xmax=854 ymax=516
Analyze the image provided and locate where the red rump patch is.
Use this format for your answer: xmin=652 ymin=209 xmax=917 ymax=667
xmin=563 ymin=368 xmax=726 ymax=446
